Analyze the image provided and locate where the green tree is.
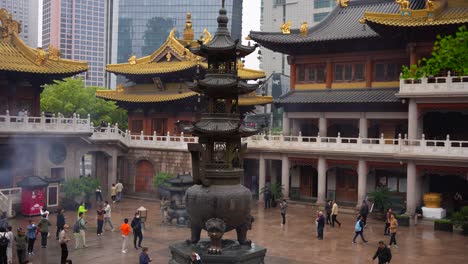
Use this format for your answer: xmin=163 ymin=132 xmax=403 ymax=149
xmin=402 ymin=26 xmax=468 ymax=79
xmin=142 ymin=17 xmax=175 ymax=56
xmin=40 ymin=78 xmax=128 ymax=129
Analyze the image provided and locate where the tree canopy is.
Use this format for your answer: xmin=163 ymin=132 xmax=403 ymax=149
xmin=40 ymin=78 xmax=128 ymax=129
xmin=402 ymin=26 xmax=468 ymax=79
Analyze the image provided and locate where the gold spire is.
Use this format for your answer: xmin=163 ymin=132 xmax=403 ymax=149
xmin=183 ymin=12 xmax=194 ymax=41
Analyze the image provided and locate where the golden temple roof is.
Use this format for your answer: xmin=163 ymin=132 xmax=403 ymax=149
xmin=106 ymin=27 xmax=265 ymax=80
xmin=95 ymin=89 xmax=272 ymax=106
xmin=361 ymin=0 xmax=468 ymax=27
xmin=0 ymin=9 xmax=87 ymax=75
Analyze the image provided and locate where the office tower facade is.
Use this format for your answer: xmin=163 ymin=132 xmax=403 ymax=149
xmin=260 ymin=0 xmax=334 ymax=78
xmin=108 ymin=0 xmax=243 ymax=88
xmin=42 ymin=0 xmax=108 ymax=87
xmin=0 ymin=0 xmax=40 ymax=47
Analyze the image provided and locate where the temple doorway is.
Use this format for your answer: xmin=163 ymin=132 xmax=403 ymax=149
xmin=135 ymin=160 xmax=155 ymax=193
xmin=334 ymin=167 xmax=358 ymax=203
xmin=299 ymin=165 xmax=317 ymax=199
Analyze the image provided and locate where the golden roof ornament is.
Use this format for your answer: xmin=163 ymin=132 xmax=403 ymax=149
xmin=166 ymin=52 xmax=172 ymax=62
xmin=35 ymin=48 xmax=47 ymax=65
xmin=237 ymin=60 xmax=245 ymax=70
xmin=395 ymin=0 xmax=411 ymax=11
xmin=426 ymin=0 xmax=434 ymax=11
xmin=183 ymin=12 xmax=194 ymax=41
xmin=48 ymin=44 xmax=61 ymax=61
xmin=0 ymin=8 xmax=21 ymax=39
xmin=280 ymin=20 xmax=291 ymax=34
xmin=336 ymin=0 xmax=349 ymax=8
xmin=116 ymin=83 xmax=125 ymax=92
xmin=300 ymin=22 xmax=308 ymax=36
xmin=128 ymin=55 xmax=137 ymax=65
xmin=200 ymin=28 xmax=212 ymax=44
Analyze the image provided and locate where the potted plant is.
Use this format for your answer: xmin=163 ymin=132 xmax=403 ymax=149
xmin=368 ymin=187 xmax=392 ymax=220
xmin=452 ymin=206 xmax=468 ymax=235
xmin=153 ymin=172 xmax=174 ymax=199
xmin=396 ymin=214 xmax=410 ymax=226
xmin=270 ymin=183 xmax=285 ymax=207
xmin=434 ymin=219 xmax=453 ymax=232
xmin=61 ymin=176 xmax=99 ymax=210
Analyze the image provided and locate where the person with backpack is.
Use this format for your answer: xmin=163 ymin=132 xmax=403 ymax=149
xmin=0 ymin=227 xmax=10 ymax=264
xmin=131 ymin=212 xmax=143 ymax=249
xmin=77 ymin=202 xmax=87 ymax=219
xmin=352 ymin=215 xmax=368 ymax=244
xmin=359 ymin=200 xmax=369 ymax=226
xmin=26 ymin=220 xmax=37 ymax=256
xmin=37 ymin=214 xmax=51 ymax=248
xmin=14 ymin=228 xmax=28 ymax=264
xmin=74 ymin=212 xmax=87 ymax=249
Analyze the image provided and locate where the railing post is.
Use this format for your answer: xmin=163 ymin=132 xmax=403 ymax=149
xmin=114 ymin=123 xmax=119 ymax=134
xmin=317 ymin=132 xmax=321 ymax=145
xmin=447 ymin=71 xmax=452 ymax=88
xmin=58 ymin=112 xmax=63 ymax=128
xmin=357 ymin=133 xmax=362 ymax=145
xmin=72 ymin=113 xmax=77 ymax=125
xmin=153 ymin=131 xmax=157 ymax=142
xmin=446 ymin=134 xmax=450 ymax=151
xmin=5 ymin=110 xmax=10 ymax=127
xmin=166 ymin=131 xmax=170 ymax=142
xmin=398 ymin=133 xmax=402 ymax=152
xmin=140 ymin=131 xmax=144 ymax=142
xmin=298 ymin=131 xmax=302 ymax=142
xmin=280 ymin=133 xmax=284 ymax=142
xmin=379 ymin=133 xmax=384 ymax=145
xmin=337 ymin=132 xmax=341 ymax=144
xmin=421 ymin=134 xmax=426 ymax=149
xmin=180 ymin=132 xmax=184 ymax=142
xmin=40 ymin=112 xmax=45 ymax=130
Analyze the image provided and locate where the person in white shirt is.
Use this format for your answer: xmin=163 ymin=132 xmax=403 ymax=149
xmin=40 ymin=207 xmax=50 ymax=219
xmin=103 ymin=201 xmax=114 ymax=232
xmin=115 ymin=181 xmax=124 ymax=202
xmin=6 ymin=226 xmax=13 ymax=264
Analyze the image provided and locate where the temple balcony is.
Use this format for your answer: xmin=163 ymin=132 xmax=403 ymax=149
xmin=244 ymin=133 xmax=468 ymax=162
xmin=398 ymin=72 xmax=468 ymax=98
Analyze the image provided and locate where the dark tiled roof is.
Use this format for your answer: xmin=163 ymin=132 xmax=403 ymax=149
xmin=17 ymin=176 xmax=49 ymax=188
xmin=249 ymin=0 xmax=426 ymax=54
xmin=276 ymin=88 xmax=400 ymax=104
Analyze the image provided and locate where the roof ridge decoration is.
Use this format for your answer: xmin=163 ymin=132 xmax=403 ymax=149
xmin=360 ymin=0 xmax=465 ymax=25
xmin=280 ymin=21 xmax=291 ymax=34
xmin=300 ymin=22 xmax=308 ymax=36
xmin=0 ymin=8 xmax=21 ymax=40
xmin=336 ymin=0 xmax=349 ymax=8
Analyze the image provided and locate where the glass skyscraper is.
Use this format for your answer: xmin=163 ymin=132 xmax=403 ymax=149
xmin=42 ymin=0 xmax=107 ymax=87
xmin=109 ymin=0 xmax=243 ymax=87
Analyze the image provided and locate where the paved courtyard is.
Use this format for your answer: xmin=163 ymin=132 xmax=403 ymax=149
xmin=7 ymin=198 xmax=468 ymax=263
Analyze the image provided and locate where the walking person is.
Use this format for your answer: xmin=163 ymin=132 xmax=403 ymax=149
xmin=325 ymin=200 xmax=332 ymax=225
xmin=131 ymin=212 xmax=143 ymax=249
xmin=139 ymin=247 xmax=153 ymax=264
xmin=56 ymin=208 xmax=66 ymax=240
xmin=103 ymin=201 xmax=115 ymax=232
xmin=5 ymin=226 xmax=13 ymax=264
xmin=120 ymin=218 xmax=131 ymax=253
xmin=0 ymin=227 xmax=9 ymax=264
xmin=280 ymin=199 xmax=288 ymax=226
xmin=359 ymin=200 xmax=369 ymax=226
xmin=0 ymin=212 xmax=8 ymax=230
xmin=331 ymin=200 xmax=341 ymax=227
xmin=96 ymin=206 xmax=105 ymax=236
xmin=372 ymin=241 xmax=392 ymax=264
xmin=77 ymin=202 xmax=87 ymax=219
xmin=40 ymin=206 xmax=50 ymax=219
xmin=384 ymin=208 xmax=393 ymax=236
xmin=15 ymin=227 xmax=28 ymax=264
xmin=316 ymin=211 xmax=325 ymax=240
xmin=37 ymin=214 xmax=51 ymax=248
xmin=111 ymin=184 xmax=117 ymax=204
xmin=95 ymin=186 xmax=103 ymax=202
xmin=264 ymin=185 xmax=272 ymax=209
xmin=26 ymin=220 xmax=37 ymax=256
xmin=352 ymin=215 xmax=368 ymax=244
xmin=74 ymin=212 xmax=87 ymax=249
xmin=115 ymin=181 xmax=124 ymax=202
xmin=59 ymin=224 xmax=71 ymax=264
xmin=388 ymin=214 xmax=398 ymax=248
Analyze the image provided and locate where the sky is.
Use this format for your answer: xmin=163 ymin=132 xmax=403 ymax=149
xmin=241 ymin=0 xmax=261 ymax=70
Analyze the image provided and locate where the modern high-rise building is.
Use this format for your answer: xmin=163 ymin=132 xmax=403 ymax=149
xmin=108 ymin=0 xmax=243 ymax=88
xmin=259 ymin=0 xmax=334 ymax=78
xmin=42 ymin=0 xmax=109 ymax=87
xmin=0 ymin=0 xmax=40 ymax=47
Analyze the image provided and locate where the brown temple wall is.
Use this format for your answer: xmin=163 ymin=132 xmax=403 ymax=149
xmin=0 ymin=77 xmax=41 ymax=116
xmin=128 ymin=112 xmax=197 ymax=135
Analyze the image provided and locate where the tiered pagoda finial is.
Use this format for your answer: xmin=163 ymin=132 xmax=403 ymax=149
xmin=183 ymin=12 xmax=194 ymax=41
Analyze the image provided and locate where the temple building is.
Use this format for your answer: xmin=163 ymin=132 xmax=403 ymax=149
xmin=97 ymin=13 xmax=272 ymax=136
xmin=246 ymin=0 xmax=468 ymax=214
xmin=0 ymin=8 xmax=88 ymax=193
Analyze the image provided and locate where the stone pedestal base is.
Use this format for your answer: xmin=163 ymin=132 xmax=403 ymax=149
xmin=422 ymin=207 xmax=446 ymax=219
xmin=169 ymin=239 xmax=267 ymax=264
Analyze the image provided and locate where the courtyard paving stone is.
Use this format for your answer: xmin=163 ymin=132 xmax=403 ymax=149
xmin=7 ymin=198 xmax=468 ymax=263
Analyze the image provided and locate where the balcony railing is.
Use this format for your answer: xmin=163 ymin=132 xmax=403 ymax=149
xmin=244 ymin=133 xmax=468 ymax=159
xmin=399 ymin=72 xmax=468 ymax=96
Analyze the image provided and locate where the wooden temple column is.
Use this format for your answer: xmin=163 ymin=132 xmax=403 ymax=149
xmin=408 ymin=43 xmax=418 ymax=66
xmin=289 ymin=64 xmax=296 ymax=90
xmin=326 ymin=59 xmax=332 ymax=89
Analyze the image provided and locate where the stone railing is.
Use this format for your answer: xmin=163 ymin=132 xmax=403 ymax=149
xmin=399 ymin=72 xmax=468 ymax=96
xmin=0 ymin=111 xmax=93 ymax=134
xmin=91 ymin=126 xmax=198 ymax=150
xmin=244 ymin=133 xmax=468 ymax=159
